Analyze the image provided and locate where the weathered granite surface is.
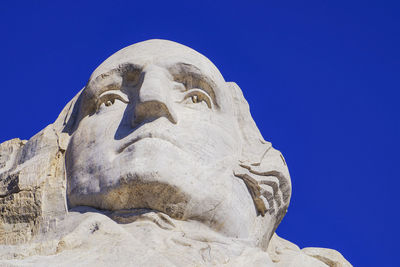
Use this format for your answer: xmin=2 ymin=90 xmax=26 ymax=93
xmin=0 ymin=40 xmax=351 ymax=266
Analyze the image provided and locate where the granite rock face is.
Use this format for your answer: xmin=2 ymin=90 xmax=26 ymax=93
xmin=0 ymin=126 xmax=66 ymax=245
xmin=0 ymin=40 xmax=351 ymax=266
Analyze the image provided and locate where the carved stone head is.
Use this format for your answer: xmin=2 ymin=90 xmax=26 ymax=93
xmin=64 ymin=39 xmax=291 ymax=248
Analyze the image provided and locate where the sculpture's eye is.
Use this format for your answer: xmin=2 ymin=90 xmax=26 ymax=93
xmin=183 ymin=89 xmax=213 ymax=109
xmin=96 ymin=91 xmax=129 ymax=111
xmin=98 ymin=97 xmax=119 ymax=110
xmin=104 ymin=99 xmax=115 ymax=107
xmin=191 ymin=95 xmax=199 ymax=103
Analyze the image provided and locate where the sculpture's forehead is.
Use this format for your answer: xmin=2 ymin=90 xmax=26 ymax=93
xmin=90 ymin=39 xmax=226 ymax=85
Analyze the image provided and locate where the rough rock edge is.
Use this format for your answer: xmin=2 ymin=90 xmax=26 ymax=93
xmin=302 ymin=247 xmax=352 ymax=267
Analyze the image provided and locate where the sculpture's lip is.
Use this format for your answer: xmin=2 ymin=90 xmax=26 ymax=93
xmin=117 ymin=133 xmax=180 ymax=153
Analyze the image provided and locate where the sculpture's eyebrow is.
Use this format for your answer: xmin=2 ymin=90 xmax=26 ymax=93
xmin=87 ymin=63 xmax=142 ymax=98
xmin=168 ymin=62 xmax=218 ymax=107
xmin=87 ymin=70 xmax=123 ymax=99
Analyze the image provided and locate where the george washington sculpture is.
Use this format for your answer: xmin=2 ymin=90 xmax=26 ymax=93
xmin=0 ymin=40 xmax=351 ymax=266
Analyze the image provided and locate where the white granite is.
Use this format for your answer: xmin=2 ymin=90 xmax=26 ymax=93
xmin=0 ymin=40 xmax=351 ymax=266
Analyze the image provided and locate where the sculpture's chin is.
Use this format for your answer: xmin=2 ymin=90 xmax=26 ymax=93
xmin=67 ymin=168 xmax=257 ymax=240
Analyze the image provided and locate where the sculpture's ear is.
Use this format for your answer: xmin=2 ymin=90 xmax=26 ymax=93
xmin=52 ymin=88 xmax=85 ymax=150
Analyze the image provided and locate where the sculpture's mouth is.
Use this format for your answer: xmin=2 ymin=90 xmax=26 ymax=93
xmin=117 ymin=133 xmax=181 ymax=153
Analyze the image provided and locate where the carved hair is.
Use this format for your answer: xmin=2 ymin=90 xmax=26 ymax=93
xmin=228 ymin=82 xmax=291 ymax=228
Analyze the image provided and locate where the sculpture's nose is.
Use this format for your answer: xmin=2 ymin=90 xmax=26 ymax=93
xmin=133 ymin=66 xmax=177 ymax=126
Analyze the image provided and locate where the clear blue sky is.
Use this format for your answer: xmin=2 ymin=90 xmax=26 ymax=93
xmin=1 ymin=1 xmax=398 ymax=266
